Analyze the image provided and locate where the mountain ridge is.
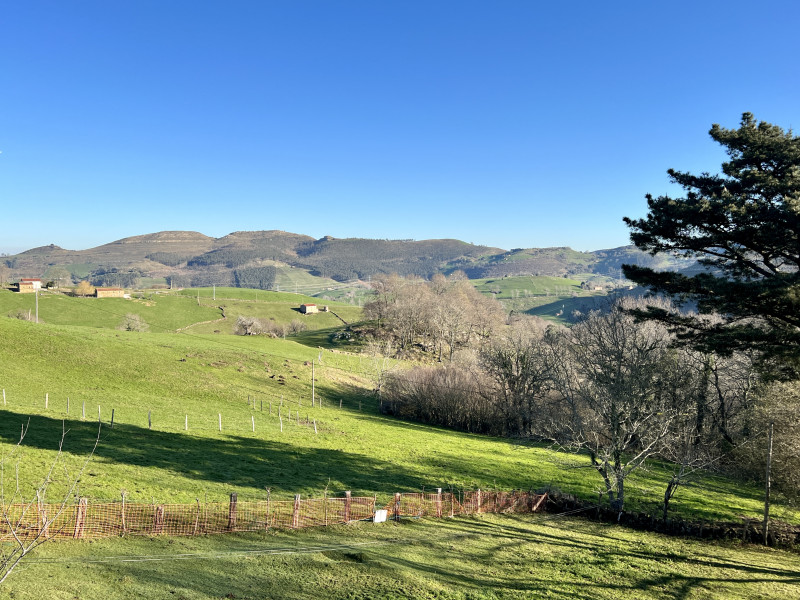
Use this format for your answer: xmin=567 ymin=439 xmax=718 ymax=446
xmin=1 ymin=230 xmax=693 ymax=286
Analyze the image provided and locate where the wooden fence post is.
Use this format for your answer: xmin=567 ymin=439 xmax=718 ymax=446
xmin=121 ymin=492 xmax=127 ymax=533
xmin=252 ymin=415 xmax=255 ymax=432
xmin=228 ymin=493 xmax=238 ymax=531
xmin=194 ymin=499 xmax=201 ymax=535
xmin=154 ymin=504 xmax=165 ymax=534
xmin=344 ymin=491 xmax=352 ymax=522
xmin=73 ymin=498 xmax=87 ymax=539
xmin=394 ymin=493 xmax=401 ymax=521
xmin=110 ymin=408 xmax=115 ymax=428
xmin=476 ymin=489 xmax=482 ymax=514
xmin=436 ymin=488 xmax=443 ymax=518
xmin=2 ymin=389 xmax=5 ymax=406
xmin=148 ymin=410 xmax=151 ymax=429
xmin=185 ymin=414 xmax=188 ymax=431
xmin=292 ymin=494 xmax=301 ymax=528
xmin=45 ymin=393 xmax=48 ymax=409
xmin=218 ymin=413 xmax=222 ymax=432
xmin=82 ymin=401 xmax=86 ymax=420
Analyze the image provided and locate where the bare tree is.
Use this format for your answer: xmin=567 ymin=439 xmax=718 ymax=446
xmin=233 ymin=315 xmax=264 ymax=336
xmin=1 ymin=421 xmax=100 ymax=584
xmin=480 ymin=318 xmax=556 ymax=437
xmin=561 ymin=299 xmax=679 ymax=515
xmin=118 ymin=313 xmax=149 ymax=332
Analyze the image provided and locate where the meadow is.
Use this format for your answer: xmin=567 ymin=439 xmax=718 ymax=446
xmin=5 ymin=514 xmax=800 ymax=599
xmin=1 ymin=287 xmax=798 ymax=598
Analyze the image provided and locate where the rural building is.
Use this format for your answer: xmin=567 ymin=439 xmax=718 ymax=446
xmin=95 ymin=287 xmax=125 ymax=298
xmin=16 ymin=278 xmax=42 ymax=293
xmin=300 ymin=303 xmax=319 ymax=314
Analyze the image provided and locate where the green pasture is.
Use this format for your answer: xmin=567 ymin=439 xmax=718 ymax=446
xmin=471 ymin=276 xmax=585 ymax=299
xmin=0 ymin=316 xmax=791 ymax=527
xmin=6 ymin=514 xmax=800 ymax=599
xmin=0 ymin=289 xmax=220 ymax=332
xmin=172 ymin=287 xmax=363 ymax=335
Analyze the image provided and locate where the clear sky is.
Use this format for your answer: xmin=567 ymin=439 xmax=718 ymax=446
xmin=1 ymin=1 xmax=798 ymax=255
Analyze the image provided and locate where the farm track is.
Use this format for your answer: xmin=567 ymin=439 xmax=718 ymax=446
xmin=176 ymin=306 xmax=227 ymax=332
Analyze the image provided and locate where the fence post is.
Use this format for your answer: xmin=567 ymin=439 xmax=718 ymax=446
xmin=73 ymin=498 xmax=87 ymax=539
xmin=292 ymin=494 xmax=301 ymax=528
xmin=228 ymin=493 xmax=238 ymax=530
xmin=194 ymin=499 xmax=201 ymax=535
xmin=148 ymin=410 xmax=151 ymax=429
xmin=436 ymin=488 xmax=443 ymax=518
xmin=2 ymin=389 xmax=5 ymax=406
xmin=154 ymin=504 xmax=165 ymax=534
xmin=45 ymin=393 xmax=48 ymax=409
xmin=252 ymin=415 xmax=255 ymax=432
xmin=82 ymin=401 xmax=86 ymax=420
xmin=477 ymin=489 xmax=482 ymax=514
xmin=121 ymin=492 xmax=127 ymax=533
xmin=218 ymin=413 xmax=222 ymax=432
xmin=110 ymin=408 xmax=115 ymax=428
xmin=185 ymin=414 xmax=188 ymax=431
xmin=394 ymin=493 xmax=401 ymax=521
xmin=344 ymin=491 xmax=352 ymax=522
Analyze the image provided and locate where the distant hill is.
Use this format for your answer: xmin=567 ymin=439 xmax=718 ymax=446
xmin=1 ymin=230 xmax=695 ymax=288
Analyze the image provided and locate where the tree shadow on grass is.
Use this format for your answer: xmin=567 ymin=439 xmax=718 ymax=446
xmin=0 ymin=410 xmax=431 ymax=501
xmin=79 ymin=515 xmax=800 ymax=600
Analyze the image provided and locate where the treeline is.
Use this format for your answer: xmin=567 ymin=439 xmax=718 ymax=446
xmin=296 ymin=238 xmax=497 ymax=281
xmin=362 ymin=272 xmax=505 ymax=361
xmin=371 ymin=289 xmax=792 ymax=515
xmin=145 ymin=252 xmax=194 ymax=267
xmin=90 ymin=268 xmax=142 ymax=288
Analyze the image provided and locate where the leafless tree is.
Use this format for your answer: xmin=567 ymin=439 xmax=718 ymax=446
xmin=1 ymin=421 xmax=100 ymax=584
xmin=561 ymin=298 xmax=679 ymax=514
xmin=479 ymin=318 xmax=557 ymax=437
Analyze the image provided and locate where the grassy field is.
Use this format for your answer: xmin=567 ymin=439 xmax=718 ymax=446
xmin=470 ymin=276 xmax=610 ymax=320
xmin=0 ymin=289 xmax=221 ymax=331
xmin=2 ymin=291 xmax=799 ymax=598
xmin=0 ymin=314 xmax=791 ymax=527
xmin=173 ymin=287 xmax=363 ymax=335
xmin=6 ymin=513 xmax=800 ymax=599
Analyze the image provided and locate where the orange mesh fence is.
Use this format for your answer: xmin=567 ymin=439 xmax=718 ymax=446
xmin=387 ymin=490 xmax=547 ymax=519
xmin=1 ymin=490 xmax=545 ymax=542
xmin=0 ymin=495 xmax=377 ymax=542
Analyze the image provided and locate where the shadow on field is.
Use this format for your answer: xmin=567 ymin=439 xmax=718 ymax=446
xmin=0 ymin=410 xmax=429 ymax=500
xmin=79 ymin=515 xmax=800 ymax=600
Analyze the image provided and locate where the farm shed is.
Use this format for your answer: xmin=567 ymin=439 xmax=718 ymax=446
xmin=95 ymin=287 xmax=125 ymax=298
xmin=16 ymin=278 xmax=42 ymax=293
xmin=300 ymin=303 xmax=319 ymax=314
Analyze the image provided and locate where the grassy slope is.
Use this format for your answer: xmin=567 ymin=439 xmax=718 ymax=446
xmin=0 ymin=289 xmax=221 ymax=331
xmin=174 ymin=287 xmax=363 ymax=334
xmin=0 ymin=315 xmax=789 ymax=528
xmin=471 ymin=276 xmax=609 ymax=320
xmin=6 ymin=514 xmax=800 ymax=599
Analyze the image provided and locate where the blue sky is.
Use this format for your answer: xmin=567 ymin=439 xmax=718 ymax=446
xmin=2 ymin=1 xmax=798 ymax=254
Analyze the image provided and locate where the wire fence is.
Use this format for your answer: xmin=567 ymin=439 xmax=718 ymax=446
xmin=1 ymin=490 xmax=547 ymax=543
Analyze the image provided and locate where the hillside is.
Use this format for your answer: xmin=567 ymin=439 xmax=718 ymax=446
xmin=1 ymin=230 xmax=695 ymax=289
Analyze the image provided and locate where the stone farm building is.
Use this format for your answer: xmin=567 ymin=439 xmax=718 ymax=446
xmin=300 ymin=303 xmax=319 ymax=314
xmin=16 ymin=278 xmax=42 ymax=293
xmin=95 ymin=287 xmax=125 ymax=298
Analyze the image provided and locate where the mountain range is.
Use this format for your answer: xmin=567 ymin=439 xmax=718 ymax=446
xmin=2 ymin=230 xmax=693 ymax=287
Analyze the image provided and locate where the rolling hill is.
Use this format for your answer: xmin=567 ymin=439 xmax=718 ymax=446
xmin=1 ymin=230 xmax=696 ymax=290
